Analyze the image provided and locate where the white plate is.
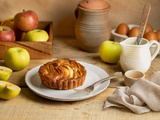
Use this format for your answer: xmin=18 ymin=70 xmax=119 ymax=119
xmin=25 ymin=61 xmax=110 ymax=101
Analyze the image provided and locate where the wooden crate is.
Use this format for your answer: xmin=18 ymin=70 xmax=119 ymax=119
xmin=0 ymin=21 xmax=53 ymax=59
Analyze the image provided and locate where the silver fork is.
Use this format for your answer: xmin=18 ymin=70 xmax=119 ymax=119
xmin=73 ymin=72 xmax=122 ymax=94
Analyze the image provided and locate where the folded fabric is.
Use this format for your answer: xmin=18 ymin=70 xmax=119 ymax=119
xmin=103 ymin=71 xmax=160 ymax=114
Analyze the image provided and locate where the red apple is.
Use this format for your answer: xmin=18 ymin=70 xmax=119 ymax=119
xmin=1 ymin=18 xmax=25 ymax=41
xmin=14 ymin=10 xmax=38 ymax=32
xmin=0 ymin=26 xmax=15 ymax=41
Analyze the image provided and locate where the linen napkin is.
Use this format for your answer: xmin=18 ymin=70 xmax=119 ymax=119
xmin=103 ymin=71 xmax=160 ymax=114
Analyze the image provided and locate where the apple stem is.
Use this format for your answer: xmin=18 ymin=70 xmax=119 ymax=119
xmin=16 ymin=49 xmax=22 ymax=53
xmin=2 ymin=28 xmax=7 ymax=31
xmin=23 ymin=9 xmax=25 ymax=12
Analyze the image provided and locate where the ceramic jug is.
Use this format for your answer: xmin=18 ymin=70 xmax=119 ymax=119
xmin=75 ymin=4 xmax=111 ymax=52
xmin=120 ymin=37 xmax=159 ymax=73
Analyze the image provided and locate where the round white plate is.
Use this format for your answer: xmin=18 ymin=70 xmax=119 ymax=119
xmin=25 ymin=61 xmax=110 ymax=101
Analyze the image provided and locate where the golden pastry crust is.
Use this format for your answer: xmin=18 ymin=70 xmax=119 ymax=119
xmin=38 ymin=58 xmax=87 ymax=90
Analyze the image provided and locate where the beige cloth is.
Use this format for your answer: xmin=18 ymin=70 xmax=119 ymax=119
xmin=103 ymin=71 xmax=160 ymax=114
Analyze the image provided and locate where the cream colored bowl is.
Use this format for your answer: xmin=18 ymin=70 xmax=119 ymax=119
xmin=124 ymin=70 xmax=145 ymax=87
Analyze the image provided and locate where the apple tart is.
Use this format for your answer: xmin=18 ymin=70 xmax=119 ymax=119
xmin=38 ymin=58 xmax=87 ymax=90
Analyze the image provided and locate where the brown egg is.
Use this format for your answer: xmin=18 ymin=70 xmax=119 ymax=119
xmin=128 ymin=27 xmax=139 ymax=37
xmin=115 ymin=23 xmax=129 ymax=35
xmin=79 ymin=0 xmax=109 ymax=10
xmin=144 ymin=31 xmax=158 ymax=42
xmin=156 ymin=30 xmax=160 ymax=42
xmin=144 ymin=24 xmax=153 ymax=35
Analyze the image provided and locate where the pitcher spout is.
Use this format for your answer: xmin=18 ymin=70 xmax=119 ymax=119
xmin=119 ymin=40 xmax=125 ymax=49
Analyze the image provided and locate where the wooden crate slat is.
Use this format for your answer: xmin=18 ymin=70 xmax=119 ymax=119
xmin=0 ymin=21 xmax=53 ymax=59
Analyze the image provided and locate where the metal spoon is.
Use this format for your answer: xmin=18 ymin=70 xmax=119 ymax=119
xmin=137 ymin=3 xmax=151 ymax=45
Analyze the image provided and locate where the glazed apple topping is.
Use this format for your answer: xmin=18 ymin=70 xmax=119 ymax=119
xmin=38 ymin=58 xmax=87 ymax=90
xmin=43 ymin=59 xmax=84 ymax=79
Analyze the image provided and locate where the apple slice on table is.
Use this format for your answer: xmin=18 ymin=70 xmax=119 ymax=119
xmin=0 ymin=66 xmax=12 ymax=81
xmin=0 ymin=81 xmax=21 ymax=99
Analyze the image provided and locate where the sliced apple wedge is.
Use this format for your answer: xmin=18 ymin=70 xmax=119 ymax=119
xmin=0 ymin=66 xmax=12 ymax=81
xmin=0 ymin=81 xmax=21 ymax=99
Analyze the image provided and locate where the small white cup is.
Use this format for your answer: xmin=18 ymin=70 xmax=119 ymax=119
xmin=124 ymin=70 xmax=145 ymax=87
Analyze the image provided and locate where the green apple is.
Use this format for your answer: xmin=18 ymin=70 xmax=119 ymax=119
xmin=24 ymin=29 xmax=49 ymax=42
xmin=0 ymin=81 xmax=21 ymax=99
xmin=0 ymin=66 xmax=12 ymax=81
xmin=99 ymin=40 xmax=121 ymax=64
xmin=4 ymin=47 xmax=30 ymax=71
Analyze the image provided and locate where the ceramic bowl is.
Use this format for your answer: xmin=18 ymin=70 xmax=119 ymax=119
xmin=124 ymin=70 xmax=145 ymax=87
xmin=111 ymin=24 xmax=139 ymax=43
xmin=112 ymin=24 xmax=160 ymax=54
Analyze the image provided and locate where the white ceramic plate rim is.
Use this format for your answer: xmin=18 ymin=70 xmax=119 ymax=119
xmin=25 ymin=61 xmax=110 ymax=101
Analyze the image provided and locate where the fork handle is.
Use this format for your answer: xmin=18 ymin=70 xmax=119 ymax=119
xmin=88 ymin=72 xmax=122 ymax=87
xmin=91 ymin=76 xmax=113 ymax=86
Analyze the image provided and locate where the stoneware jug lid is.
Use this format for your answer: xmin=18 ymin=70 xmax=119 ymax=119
xmin=78 ymin=0 xmax=110 ymax=10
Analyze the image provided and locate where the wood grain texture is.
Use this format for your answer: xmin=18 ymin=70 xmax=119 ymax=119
xmin=1 ymin=37 xmax=159 ymax=87
xmin=1 ymin=88 xmax=160 ymax=120
xmin=0 ymin=37 xmax=160 ymax=120
xmin=0 ymin=21 xmax=53 ymax=59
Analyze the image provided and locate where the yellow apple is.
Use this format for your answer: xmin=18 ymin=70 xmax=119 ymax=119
xmin=1 ymin=18 xmax=17 ymax=34
xmin=24 ymin=29 xmax=49 ymax=42
xmin=4 ymin=47 xmax=30 ymax=71
xmin=0 ymin=66 xmax=12 ymax=81
xmin=0 ymin=81 xmax=21 ymax=99
xmin=1 ymin=18 xmax=14 ymax=27
xmin=99 ymin=40 xmax=121 ymax=64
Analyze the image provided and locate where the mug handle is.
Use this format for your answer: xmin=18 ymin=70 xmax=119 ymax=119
xmin=149 ymin=40 xmax=160 ymax=61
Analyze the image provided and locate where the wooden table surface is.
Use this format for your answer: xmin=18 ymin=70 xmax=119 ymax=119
xmin=0 ymin=37 xmax=160 ymax=120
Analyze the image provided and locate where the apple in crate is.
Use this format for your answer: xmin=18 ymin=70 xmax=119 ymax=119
xmin=14 ymin=10 xmax=38 ymax=31
xmin=4 ymin=47 xmax=30 ymax=71
xmin=0 ymin=26 xmax=15 ymax=41
xmin=1 ymin=18 xmax=26 ymax=41
xmin=24 ymin=29 xmax=49 ymax=42
xmin=0 ymin=66 xmax=12 ymax=81
xmin=1 ymin=18 xmax=15 ymax=30
xmin=0 ymin=81 xmax=21 ymax=99
xmin=99 ymin=41 xmax=121 ymax=64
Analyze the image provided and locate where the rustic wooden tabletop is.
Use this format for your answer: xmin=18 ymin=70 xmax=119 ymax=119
xmin=0 ymin=37 xmax=160 ymax=120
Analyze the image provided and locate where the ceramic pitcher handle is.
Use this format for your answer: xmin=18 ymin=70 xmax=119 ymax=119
xmin=149 ymin=40 xmax=160 ymax=61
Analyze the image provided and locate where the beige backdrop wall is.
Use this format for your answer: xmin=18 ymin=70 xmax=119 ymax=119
xmin=0 ymin=0 xmax=159 ymax=37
